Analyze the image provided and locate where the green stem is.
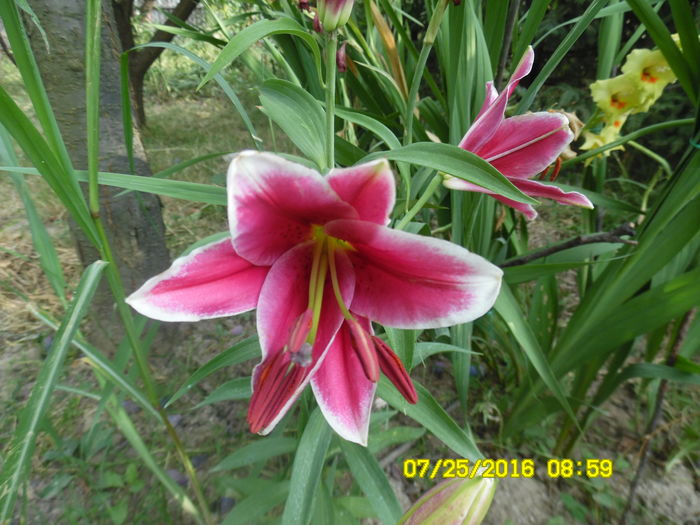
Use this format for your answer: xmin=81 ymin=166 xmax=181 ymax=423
xmin=325 ymin=32 xmax=338 ymax=171
xmin=84 ymin=5 xmax=212 ymax=522
xmin=395 ymin=174 xmax=443 ymax=230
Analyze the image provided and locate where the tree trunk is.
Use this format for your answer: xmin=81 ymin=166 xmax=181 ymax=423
xmin=27 ymin=0 xmax=171 ymax=347
xmin=112 ymin=0 xmax=201 ymax=126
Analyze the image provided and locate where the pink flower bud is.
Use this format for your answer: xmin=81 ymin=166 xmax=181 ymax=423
xmin=313 ymin=13 xmax=323 ymax=34
xmin=317 ymin=0 xmax=355 ymax=32
xmin=336 ymin=41 xmax=348 ymax=73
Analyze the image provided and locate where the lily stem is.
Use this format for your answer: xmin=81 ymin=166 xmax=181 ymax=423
xmin=325 ymin=32 xmax=338 ymax=171
xmin=395 ymin=174 xmax=443 ymax=230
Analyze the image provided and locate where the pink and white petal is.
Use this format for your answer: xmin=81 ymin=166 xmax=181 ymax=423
xmin=126 ymin=237 xmax=268 ymax=322
xmin=442 ymin=176 xmax=493 ymax=194
xmin=312 ymin=318 xmax=375 ymax=445
xmin=251 ymin=244 xmax=355 ymax=434
xmin=474 ymin=81 xmax=499 ymax=121
xmin=505 ymin=46 xmax=535 ymax=98
xmin=325 ymin=220 xmax=503 ymax=328
xmin=479 ymin=113 xmax=573 ymax=178
xmin=490 ymin=193 xmax=539 ymax=220
xmin=513 ymin=179 xmax=594 ymax=209
xmin=227 ymin=151 xmax=357 ymax=266
xmin=327 ymin=159 xmax=396 ymax=225
xmin=459 ymin=47 xmax=535 ymax=154
xmin=444 ymin=178 xmax=539 ymax=219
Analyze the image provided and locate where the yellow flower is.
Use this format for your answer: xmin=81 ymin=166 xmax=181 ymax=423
xmin=621 ymin=48 xmax=676 ymax=110
xmin=580 ymin=115 xmax=628 ymax=157
xmin=590 ymin=75 xmax=644 ymax=119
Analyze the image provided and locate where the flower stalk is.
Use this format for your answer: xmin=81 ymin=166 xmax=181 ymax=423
xmin=325 ymin=32 xmax=338 ymax=171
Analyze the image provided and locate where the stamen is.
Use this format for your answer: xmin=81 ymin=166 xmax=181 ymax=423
xmin=287 ymin=309 xmax=314 ymax=353
xmin=348 ymin=319 xmax=380 ymax=382
xmin=248 ymin=352 xmax=309 ymax=433
xmin=549 ymin=157 xmax=562 ymax=182
xmin=327 ymin=241 xmax=353 ymax=320
xmin=373 ymin=336 xmax=418 ymax=404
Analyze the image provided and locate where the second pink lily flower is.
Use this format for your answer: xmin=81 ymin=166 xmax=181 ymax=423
xmin=445 ymin=47 xmax=593 ymax=219
xmin=127 ymin=152 xmax=502 ymax=445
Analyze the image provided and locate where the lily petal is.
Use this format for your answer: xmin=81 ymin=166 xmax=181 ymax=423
xmin=512 ymin=179 xmax=594 ymax=209
xmin=250 ymin=243 xmax=355 ymax=434
xmin=327 ymin=159 xmax=396 ymax=225
xmin=126 ymin=237 xmax=268 ymax=322
xmin=311 ymin=317 xmax=376 ymax=445
xmin=478 ymin=113 xmax=573 ymax=178
xmin=325 ymin=220 xmax=503 ymax=328
xmin=227 ymin=151 xmax=357 ymax=266
xmin=459 ymin=46 xmax=534 ymax=152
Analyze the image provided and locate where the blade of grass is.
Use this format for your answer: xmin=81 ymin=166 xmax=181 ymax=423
xmin=0 ymin=261 xmax=107 ymax=521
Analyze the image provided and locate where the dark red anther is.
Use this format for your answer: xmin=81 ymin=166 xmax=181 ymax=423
xmin=299 ymin=0 xmax=310 ymax=11
xmin=313 ymin=14 xmax=323 ymax=33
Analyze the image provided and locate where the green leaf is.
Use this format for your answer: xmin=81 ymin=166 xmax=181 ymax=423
xmin=260 ymin=79 xmax=326 ymax=168
xmin=30 ymin=309 xmax=162 ymax=422
xmin=0 ymin=261 xmax=107 ymax=521
xmin=108 ymin=406 xmax=203 ymax=524
xmin=211 ymin=437 xmax=297 ymax=472
xmin=282 ymin=408 xmax=333 ymax=525
xmin=199 ymin=17 xmax=321 ymax=88
xmin=368 ymin=426 xmax=426 ymax=455
xmin=166 ymin=336 xmax=261 ymax=408
xmin=412 ymin=342 xmax=474 ymax=369
xmin=339 ymin=441 xmax=402 ymax=525
xmin=377 ymin=379 xmax=481 ymax=460
xmin=222 ymin=482 xmax=290 ymax=525
xmin=0 ymin=125 xmax=66 ymax=302
xmin=517 ymin=0 xmax=608 ymax=113
xmin=362 ymin=142 xmax=537 ymax=204
xmin=494 ymin=283 xmax=577 ymax=427
xmin=194 ymin=377 xmax=251 ymax=408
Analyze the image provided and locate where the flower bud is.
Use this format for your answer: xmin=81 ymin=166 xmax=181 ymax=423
xmin=336 ymin=41 xmax=348 ymax=73
xmin=398 ymin=477 xmax=497 ymax=525
xmin=317 ymin=0 xmax=355 ymax=32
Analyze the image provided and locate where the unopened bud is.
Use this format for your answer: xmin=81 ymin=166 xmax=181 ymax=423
xmin=398 ymin=477 xmax=497 ymax=525
xmin=337 ymin=41 xmax=348 ymax=73
xmin=313 ymin=14 xmax=323 ymax=34
xmin=317 ymin=0 xmax=355 ymax=32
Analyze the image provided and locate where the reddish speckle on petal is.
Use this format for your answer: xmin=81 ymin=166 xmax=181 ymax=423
xmin=641 ymin=70 xmax=658 ymax=83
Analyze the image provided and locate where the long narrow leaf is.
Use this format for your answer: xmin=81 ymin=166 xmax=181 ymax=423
xmin=339 ymin=441 xmax=402 ymax=525
xmin=0 ymin=261 xmax=107 ymax=521
xmin=281 ymin=408 xmax=333 ymax=525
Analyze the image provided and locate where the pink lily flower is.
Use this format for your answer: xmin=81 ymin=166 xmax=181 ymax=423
xmin=127 ymin=152 xmax=502 ymax=445
xmin=444 ymin=46 xmax=593 ymax=219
